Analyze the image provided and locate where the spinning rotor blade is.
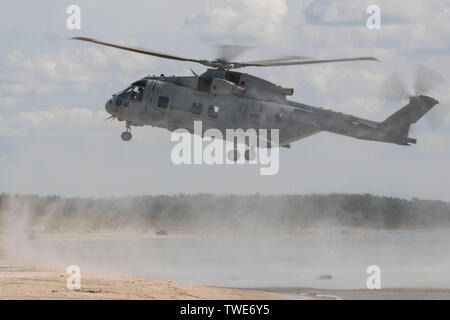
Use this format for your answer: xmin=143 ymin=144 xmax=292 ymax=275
xmin=380 ymin=65 xmax=445 ymax=103
xmin=414 ymin=65 xmax=445 ymax=95
xmin=214 ymin=44 xmax=250 ymax=61
xmin=414 ymin=66 xmax=446 ymax=128
xmin=380 ymin=66 xmax=447 ymax=129
xmin=71 ymin=37 xmax=203 ymax=64
xmin=71 ymin=37 xmax=378 ymax=70
xmin=241 ymin=55 xmax=311 ymax=65
xmin=240 ymin=57 xmax=379 ymax=67
xmin=380 ymin=72 xmax=410 ymax=103
xmin=426 ymin=101 xmax=449 ymax=129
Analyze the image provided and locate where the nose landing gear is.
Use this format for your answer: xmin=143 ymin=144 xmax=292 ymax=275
xmin=121 ymin=121 xmax=132 ymax=141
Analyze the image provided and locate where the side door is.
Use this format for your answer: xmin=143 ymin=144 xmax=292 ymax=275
xmin=169 ymin=87 xmax=196 ymax=133
xmin=141 ymin=80 xmax=156 ymax=124
xmin=151 ymin=83 xmax=174 ymax=129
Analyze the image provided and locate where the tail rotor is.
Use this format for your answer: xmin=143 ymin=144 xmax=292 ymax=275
xmin=380 ymin=65 xmax=447 ymax=129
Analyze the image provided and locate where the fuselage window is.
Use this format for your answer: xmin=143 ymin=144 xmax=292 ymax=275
xmin=225 ymin=71 xmax=241 ymax=85
xmin=208 ymin=105 xmax=220 ymax=119
xmin=191 ymin=102 xmax=203 ymax=115
xmin=197 ymin=77 xmax=213 ymax=93
xmin=274 ymin=113 xmax=283 ymax=123
xmin=157 ymin=96 xmax=170 ymax=109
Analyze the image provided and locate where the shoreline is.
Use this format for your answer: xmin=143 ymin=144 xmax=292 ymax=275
xmin=2 ymin=230 xmax=450 ymax=300
xmin=0 ymin=235 xmax=287 ymax=300
xmin=256 ymin=287 xmax=450 ymax=300
xmin=3 ymin=264 xmax=450 ymax=300
xmin=0 ymin=266 xmax=285 ymax=300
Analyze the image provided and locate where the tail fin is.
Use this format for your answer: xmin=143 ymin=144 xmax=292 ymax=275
xmin=381 ymin=95 xmax=439 ymax=144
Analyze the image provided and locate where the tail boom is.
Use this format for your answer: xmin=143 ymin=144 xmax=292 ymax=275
xmin=315 ymin=95 xmax=439 ymax=146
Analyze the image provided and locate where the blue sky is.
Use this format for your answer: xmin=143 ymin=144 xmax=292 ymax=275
xmin=0 ymin=0 xmax=449 ymax=199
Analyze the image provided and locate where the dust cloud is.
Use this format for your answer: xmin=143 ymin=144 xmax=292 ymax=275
xmin=1 ymin=194 xmax=450 ymax=289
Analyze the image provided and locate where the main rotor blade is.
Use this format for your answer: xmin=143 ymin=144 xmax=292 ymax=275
xmin=414 ymin=65 xmax=444 ymax=95
xmin=71 ymin=37 xmax=203 ymax=64
xmin=240 ymin=57 xmax=379 ymax=67
xmin=241 ymin=56 xmax=311 ymax=65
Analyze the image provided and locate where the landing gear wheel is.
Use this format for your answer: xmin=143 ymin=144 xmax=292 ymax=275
xmin=121 ymin=131 xmax=132 ymax=141
xmin=245 ymin=148 xmax=256 ymax=161
xmin=121 ymin=121 xmax=132 ymax=141
xmin=227 ymin=148 xmax=240 ymax=162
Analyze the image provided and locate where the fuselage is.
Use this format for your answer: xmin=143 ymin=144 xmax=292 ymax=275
xmin=105 ymin=69 xmax=428 ymax=146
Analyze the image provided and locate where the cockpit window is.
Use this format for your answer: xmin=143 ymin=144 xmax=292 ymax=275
xmin=117 ymin=83 xmax=146 ymax=101
xmin=118 ymin=86 xmax=132 ymax=99
xmin=130 ymin=86 xmax=144 ymax=101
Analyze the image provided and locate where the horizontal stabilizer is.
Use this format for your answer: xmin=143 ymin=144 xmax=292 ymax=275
xmin=382 ymin=95 xmax=439 ymax=140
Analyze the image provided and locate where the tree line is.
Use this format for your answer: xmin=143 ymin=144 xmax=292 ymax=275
xmin=1 ymin=193 xmax=449 ymax=231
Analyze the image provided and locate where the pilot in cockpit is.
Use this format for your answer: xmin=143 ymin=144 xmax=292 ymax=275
xmin=119 ymin=85 xmax=144 ymax=101
xmin=135 ymin=87 xmax=144 ymax=100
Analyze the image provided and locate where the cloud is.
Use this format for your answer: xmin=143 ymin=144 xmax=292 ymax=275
xmin=186 ymin=0 xmax=288 ymax=43
xmin=304 ymin=0 xmax=441 ymax=26
xmin=0 ymin=0 xmax=449 ymax=200
xmin=300 ymin=0 xmax=450 ymax=53
xmin=304 ymin=0 xmax=367 ymax=26
xmin=0 ymin=42 xmax=157 ymax=98
xmin=17 ymin=110 xmax=56 ymax=124
xmin=0 ymin=96 xmax=19 ymax=108
xmin=0 ymin=108 xmax=109 ymax=139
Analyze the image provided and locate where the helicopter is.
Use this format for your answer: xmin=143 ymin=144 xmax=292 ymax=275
xmin=72 ymin=37 xmax=442 ymax=157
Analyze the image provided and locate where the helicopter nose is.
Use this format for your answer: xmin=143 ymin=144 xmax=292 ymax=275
xmin=105 ymin=98 xmax=113 ymax=114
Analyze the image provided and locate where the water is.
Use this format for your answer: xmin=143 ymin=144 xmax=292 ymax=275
xmin=11 ymin=229 xmax=450 ymax=289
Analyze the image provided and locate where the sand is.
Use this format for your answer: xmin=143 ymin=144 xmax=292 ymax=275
xmin=0 ymin=268 xmax=286 ymax=300
xmin=0 ymin=237 xmax=285 ymax=300
xmin=3 ymin=230 xmax=449 ymax=300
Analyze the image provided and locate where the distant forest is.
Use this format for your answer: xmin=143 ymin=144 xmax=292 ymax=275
xmin=1 ymin=193 xmax=450 ymax=231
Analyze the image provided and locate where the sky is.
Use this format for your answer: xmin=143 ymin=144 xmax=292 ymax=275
xmin=0 ymin=0 xmax=449 ymax=199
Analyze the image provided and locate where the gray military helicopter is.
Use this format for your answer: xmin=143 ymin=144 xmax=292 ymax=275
xmin=72 ymin=37 xmax=443 ymax=154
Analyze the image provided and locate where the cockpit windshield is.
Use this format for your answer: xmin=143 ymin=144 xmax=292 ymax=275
xmin=117 ymin=80 xmax=147 ymax=101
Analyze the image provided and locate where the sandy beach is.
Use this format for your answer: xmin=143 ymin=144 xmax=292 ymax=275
xmin=0 ymin=239 xmax=284 ymax=300
xmin=2 ymin=229 xmax=450 ymax=300
xmin=0 ymin=269 xmax=285 ymax=300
